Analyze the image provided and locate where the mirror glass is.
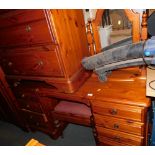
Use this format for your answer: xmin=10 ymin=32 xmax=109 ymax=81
xmin=100 ymin=9 xmax=132 ymax=49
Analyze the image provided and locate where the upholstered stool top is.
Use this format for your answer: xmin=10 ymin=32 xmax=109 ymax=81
xmin=54 ymin=101 xmax=91 ymax=117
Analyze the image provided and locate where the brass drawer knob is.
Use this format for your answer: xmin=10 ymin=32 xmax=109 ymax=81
xmin=33 ymin=61 xmax=44 ymax=70
xmin=26 ymin=104 xmax=30 ymax=108
xmin=55 ymin=123 xmax=60 ymax=128
xmin=38 ymin=61 xmax=43 ymax=66
xmin=30 ymin=115 xmax=33 ymax=119
xmin=25 ymin=25 xmax=31 ymax=32
xmin=21 ymin=94 xmax=25 ymax=98
xmin=8 ymin=62 xmax=13 ymax=66
xmin=113 ymin=123 xmax=119 ymax=129
xmin=35 ymin=88 xmax=39 ymax=92
xmin=54 ymin=120 xmax=59 ymax=125
xmin=110 ymin=109 xmax=117 ymax=115
xmin=13 ymin=81 xmax=20 ymax=87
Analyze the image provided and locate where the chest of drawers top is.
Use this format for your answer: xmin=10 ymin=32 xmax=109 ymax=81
xmin=84 ymin=69 xmax=150 ymax=107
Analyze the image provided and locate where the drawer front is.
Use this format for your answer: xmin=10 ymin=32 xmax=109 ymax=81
xmin=17 ymin=95 xmax=43 ymax=114
xmin=0 ymin=19 xmax=54 ymax=47
xmin=92 ymin=101 xmax=144 ymax=122
xmin=21 ymin=109 xmax=48 ymax=128
xmin=94 ymin=114 xmax=144 ymax=136
xmin=0 ymin=10 xmax=46 ymax=29
xmin=98 ymin=136 xmax=133 ymax=146
xmin=0 ymin=45 xmax=64 ymax=77
xmin=96 ymin=126 xmax=144 ymax=146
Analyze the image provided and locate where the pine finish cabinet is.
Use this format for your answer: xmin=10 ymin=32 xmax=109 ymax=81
xmin=0 ymin=9 xmax=90 ymax=93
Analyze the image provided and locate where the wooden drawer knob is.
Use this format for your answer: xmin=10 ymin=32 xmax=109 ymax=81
xmin=109 ymin=109 xmax=117 ymax=115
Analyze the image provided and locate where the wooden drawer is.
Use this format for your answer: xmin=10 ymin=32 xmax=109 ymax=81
xmin=21 ymin=109 xmax=48 ymax=128
xmin=92 ymin=100 xmax=144 ymax=122
xmin=17 ymin=96 xmax=43 ymax=114
xmin=94 ymin=114 xmax=144 ymax=136
xmin=0 ymin=10 xmax=46 ymax=29
xmin=98 ymin=136 xmax=134 ymax=146
xmin=0 ymin=45 xmax=64 ymax=77
xmin=0 ymin=19 xmax=54 ymax=48
xmin=96 ymin=126 xmax=144 ymax=146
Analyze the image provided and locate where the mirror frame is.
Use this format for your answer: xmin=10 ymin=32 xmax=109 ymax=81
xmin=91 ymin=9 xmax=141 ymax=53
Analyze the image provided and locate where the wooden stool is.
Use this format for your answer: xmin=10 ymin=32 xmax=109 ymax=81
xmin=52 ymin=101 xmax=92 ymax=127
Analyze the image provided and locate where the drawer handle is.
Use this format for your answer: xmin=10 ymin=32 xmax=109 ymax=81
xmin=33 ymin=61 xmax=44 ymax=71
xmin=30 ymin=115 xmax=33 ymax=119
xmin=13 ymin=81 xmax=20 ymax=87
xmin=113 ymin=136 xmax=121 ymax=142
xmin=54 ymin=120 xmax=60 ymax=125
xmin=43 ymin=114 xmax=48 ymax=122
xmin=110 ymin=109 xmax=117 ymax=115
xmin=26 ymin=104 xmax=30 ymax=108
xmin=113 ymin=123 xmax=119 ymax=129
xmin=25 ymin=25 xmax=31 ymax=32
xmin=8 ymin=62 xmax=13 ymax=67
xmin=35 ymin=88 xmax=39 ymax=92
xmin=21 ymin=94 xmax=25 ymax=98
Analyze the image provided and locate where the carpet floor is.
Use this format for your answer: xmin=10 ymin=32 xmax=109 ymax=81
xmin=0 ymin=121 xmax=96 ymax=146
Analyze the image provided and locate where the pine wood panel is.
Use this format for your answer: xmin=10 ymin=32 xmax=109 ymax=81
xmin=94 ymin=114 xmax=144 ymax=136
xmin=92 ymin=101 xmax=144 ymax=122
xmin=96 ymin=126 xmax=144 ymax=146
xmin=98 ymin=136 xmax=135 ymax=146
xmin=0 ymin=10 xmax=45 ymax=29
xmin=50 ymin=9 xmax=89 ymax=77
xmin=0 ymin=19 xmax=54 ymax=48
xmin=0 ymin=45 xmax=64 ymax=77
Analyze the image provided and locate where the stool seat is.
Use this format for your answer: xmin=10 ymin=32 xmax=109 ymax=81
xmin=53 ymin=101 xmax=92 ymax=126
xmin=54 ymin=101 xmax=91 ymax=117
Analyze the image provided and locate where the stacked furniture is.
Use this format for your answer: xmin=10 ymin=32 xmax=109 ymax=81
xmin=89 ymin=70 xmax=150 ymax=146
xmin=0 ymin=9 xmax=90 ymax=139
xmin=0 ymin=9 xmax=90 ymax=93
xmin=0 ymin=9 xmax=151 ymax=145
xmin=23 ymin=67 xmax=149 ymax=146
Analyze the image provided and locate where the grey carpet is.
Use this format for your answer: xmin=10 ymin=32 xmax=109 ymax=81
xmin=0 ymin=121 xmax=96 ymax=146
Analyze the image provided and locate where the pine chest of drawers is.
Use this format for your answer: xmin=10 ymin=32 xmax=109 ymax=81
xmin=0 ymin=9 xmax=90 ymax=93
xmin=80 ymin=69 xmax=151 ymax=146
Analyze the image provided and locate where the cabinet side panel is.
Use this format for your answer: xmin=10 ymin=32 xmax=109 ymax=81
xmin=50 ymin=9 xmax=89 ymax=77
